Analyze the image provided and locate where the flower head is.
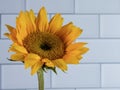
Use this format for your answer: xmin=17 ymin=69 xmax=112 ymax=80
xmin=4 ymin=7 xmax=89 ymax=75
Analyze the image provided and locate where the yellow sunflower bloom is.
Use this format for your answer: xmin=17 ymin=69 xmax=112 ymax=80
xmin=4 ymin=7 xmax=89 ymax=75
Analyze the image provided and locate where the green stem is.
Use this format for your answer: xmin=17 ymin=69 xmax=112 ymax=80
xmin=37 ymin=68 xmax=44 ymax=90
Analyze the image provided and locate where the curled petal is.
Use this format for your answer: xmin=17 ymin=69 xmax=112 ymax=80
xmin=31 ymin=60 xmax=44 ymax=75
xmin=48 ymin=14 xmax=64 ymax=33
xmin=36 ymin=7 xmax=49 ymax=32
xmin=24 ymin=53 xmax=41 ymax=69
xmin=52 ymin=59 xmax=67 ymax=71
xmin=9 ymin=43 xmax=28 ymax=54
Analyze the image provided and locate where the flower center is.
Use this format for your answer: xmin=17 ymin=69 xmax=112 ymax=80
xmin=40 ymin=43 xmax=52 ymax=51
xmin=23 ymin=32 xmax=65 ymax=60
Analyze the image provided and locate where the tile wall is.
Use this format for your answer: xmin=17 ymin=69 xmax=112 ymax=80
xmin=0 ymin=0 xmax=120 ymax=90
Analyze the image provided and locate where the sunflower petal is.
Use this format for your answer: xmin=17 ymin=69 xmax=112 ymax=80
xmin=66 ymin=42 xmax=87 ymax=51
xmin=5 ymin=24 xmax=16 ymax=34
xmin=63 ymin=54 xmax=82 ymax=64
xmin=28 ymin=10 xmax=36 ymax=32
xmin=4 ymin=33 xmax=18 ymax=43
xmin=63 ymin=47 xmax=89 ymax=64
xmin=42 ymin=58 xmax=54 ymax=68
xmin=4 ymin=33 xmax=11 ymax=38
xmin=64 ymin=26 xmax=82 ymax=46
xmin=36 ymin=7 xmax=48 ymax=32
xmin=24 ymin=53 xmax=41 ymax=69
xmin=56 ymin=22 xmax=73 ymax=37
xmin=79 ymin=47 xmax=89 ymax=55
xmin=66 ymin=47 xmax=89 ymax=55
xmin=16 ymin=10 xmax=36 ymax=43
xmin=10 ymin=53 xmax=25 ymax=61
xmin=56 ymin=22 xmax=82 ymax=46
xmin=63 ymin=50 xmax=81 ymax=64
xmin=9 ymin=43 xmax=28 ymax=54
xmin=48 ymin=14 xmax=64 ymax=33
xmin=31 ymin=60 xmax=43 ymax=75
xmin=52 ymin=59 xmax=67 ymax=71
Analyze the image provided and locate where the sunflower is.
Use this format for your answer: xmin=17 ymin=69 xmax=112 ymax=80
xmin=4 ymin=7 xmax=89 ymax=75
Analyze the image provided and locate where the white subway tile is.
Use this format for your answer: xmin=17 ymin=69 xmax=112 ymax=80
xmin=52 ymin=64 xmax=100 ymax=88
xmin=1 ymin=65 xmax=50 ymax=89
xmin=1 ymin=15 xmax=17 ymax=38
xmin=27 ymin=88 xmax=75 ymax=90
xmin=0 ymin=40 xmax=14 ymax=63
xmin=77 ymin=89 xmax=120 ymax=90
xmin=26 ymin=0 xmax=74 ymax=13
xmin=62 ymin=15 xmax=99 ymax=38
xmin=76 ymin=39 xmax=120 ymax=63
xmin=1 ymin=89 xmax=26 ymax=90
xmin=1 ymin=89 xmax=25 ymax=90
xmin=102 ymin=64 xmax=120 ymax=87
xmin=100 ymin=15 xmax=120 ymax=38
xmin=75 ymin=0 xmax=120 ymax=13
xmin=0 ymin=0 xmax=25 ymax=13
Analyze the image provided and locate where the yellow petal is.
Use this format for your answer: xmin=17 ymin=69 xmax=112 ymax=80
xmin=63 ymin=54 xmax=82 ymax=64
xmin=55 ymin=22 xmax=73 ymax=44
xmin=56 ymin=22 xmax=82 ymax=46
xmin=24 ymin=53 xmax=41 ymax=69
xmin=31 ymin=60 xmax=43 ymax=75
xmin=4 ymin=33 xmax=18 ymax=43
xmin=28 ymin=10 xmax=36 ymax=32
xmin=52 ymin=59 xmax=67 ymax=71
xmin=42 ymin=58 xmax=54 ymax=68
xmin=63 ymin=47 xmax=89 ymax=64
xmin=9 ymin=43 xmax=28 ymax=54
xmin=16 ymin=10 xmax=36 ymax=43
xmin=79 ymin=47 xmax=89 ymax=55
xmin=16 ymin=11 xmax=27 ymax=36
xmin=66 ymin=42 xmax=87 ymax=51
xmin=48 ymin=14 xmax=64 ymax=33
xmin=64 ymin=26 xmax=82 ymax=46
xmin=5 ymin=25 xmax=18 ymax=43
xmin=36 ymin=7 xmax=48 ymax=32
xmin=10 ymin=53 xmax=25 ymax=61
xmin=4 ymin=33 xmax=11 ymax=38
xmin=66 ymin=47 xmax=89 ymax=56
xmin=5 ymin=24 xmax=16 ymax=34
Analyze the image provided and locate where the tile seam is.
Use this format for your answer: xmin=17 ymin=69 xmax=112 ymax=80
xmin=100 ymin=64 xmax=102 ymax=88
xmin=73 ymin=0 xmax=75 ymax=14
xmin=1 ymin=13 xmax=120 ymax=15
xmin=98 ymin=14 xmax=101 ymax=38
xmin=0 ymin=14 xmax=1 ymax=39
xmin=0 ymin=65 xmax=1 ymax=89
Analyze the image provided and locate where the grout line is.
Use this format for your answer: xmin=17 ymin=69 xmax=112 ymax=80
xmin=77 ymin=38 xmax=120 ymax=39
xmin=2 ymin=62 xmax=120 ymax=65
xmin=44 ymin=13 xmax=120 ymax=15
xmin=49 ymin=14 xmax=52 ymax=19
xmin=0 ymin=14 xmax=1 ymax=39
xmin=2 ymin=87 xmax=120 ymax=90
xmin=73 ymin=0 xmax=75 ymax=14
xmin=0 ymin=63 xmax=23 ymax=65
xmin=0 ymin=65 xmax=1 ymax=89
xmin=26 ymin=87 xmax=120 ymax=89
xmin=50 ymin=71 xmax=52 ymax=88
xmin=98 ymin=14 xmax=101 ymax=38
xmin=50 ymin=13 xmax=120 ymax=15
xmin=24 ymin=0 xmax=27 ymax=11
xmin=2 ymin=37 xmax=120 ymax=40
xmin=100 ymin=64 xmax=102 ymax=88
xmin=1 ymin=13 xmax=120 ymax=15
xmin=80 ymin=62 xmax=120 ymax=64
